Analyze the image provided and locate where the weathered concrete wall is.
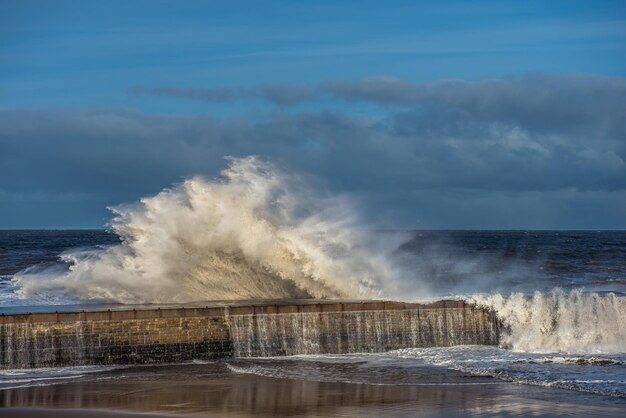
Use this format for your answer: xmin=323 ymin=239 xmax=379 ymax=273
xmin=0 ymin=300 xmax=499 ymax=369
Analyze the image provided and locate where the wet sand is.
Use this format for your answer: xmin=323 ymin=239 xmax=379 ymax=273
xmin=0 ymin=408 xmax=171 ymax=418
xmin=1 ymin=362 xmax=624 ymax=417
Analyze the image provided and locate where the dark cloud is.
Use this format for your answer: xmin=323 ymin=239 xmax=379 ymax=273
xmin=130 ymin=86 xmax=240 ymax=101
xmin=325 ymin=73 xmax=626 ymax=137
xmin=130 ymin=84 xmax=316 ymax=106
xmin=255 ymin=84 xmax=317 ymax=106
xmin=133 ymin=73 xmax=626 ymax=138
xmin=3 ymin=73 xmax=626 ymax=228
xmin=323 ymin=76 xmax=420 ymax=104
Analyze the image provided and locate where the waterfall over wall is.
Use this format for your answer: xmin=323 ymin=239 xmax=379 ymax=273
xmin=228 ymin=304 xmax=499 ymax=357
xmin=0 ymin=300 xmax=500 ymax=369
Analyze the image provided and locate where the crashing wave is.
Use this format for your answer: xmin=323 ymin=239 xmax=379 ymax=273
xmin=13 ymin=156 xmax=409 ymax=303
xmin=473 ymin=289 xmax=626 ymax=354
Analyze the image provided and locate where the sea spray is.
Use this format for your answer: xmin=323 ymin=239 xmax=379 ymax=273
xmin=472 ymin=289 xmax=626 ymax=354
xmin=13 ymin=156 xmax=411 ymax=303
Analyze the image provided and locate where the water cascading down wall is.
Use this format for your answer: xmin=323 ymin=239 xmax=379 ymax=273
xmin=0 ymin=300 xmax=500 ymax=369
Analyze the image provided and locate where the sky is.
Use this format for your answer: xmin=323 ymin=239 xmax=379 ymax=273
xmin=1 ymin=0 xmax=625 ymax=229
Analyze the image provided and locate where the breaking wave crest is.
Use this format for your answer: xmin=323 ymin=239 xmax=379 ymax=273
xmin=13 ymin=156 xmax=409 ymax=303
xmin=473 ymin=289 xmax=626 ymax=354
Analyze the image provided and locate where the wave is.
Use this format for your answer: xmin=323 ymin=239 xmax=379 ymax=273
xmin=473 ymin=289 xmax=626 ymax=354
xmin=0 ymin=365 xmax=117 ymax=390
xmin=13 ymin=156 xmax=410 ymax=303
xmin=393 ymin=346 xmax=626 ymax=397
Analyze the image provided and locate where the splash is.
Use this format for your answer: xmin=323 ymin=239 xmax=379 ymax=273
xmin=13 ymin=157 xmax=410 ymax=303
xmin=473 ymin=289 xmax=626 ymax=354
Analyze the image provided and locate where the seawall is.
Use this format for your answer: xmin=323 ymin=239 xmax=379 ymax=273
xmin=0 ymin=300 xmax=500 ymax=369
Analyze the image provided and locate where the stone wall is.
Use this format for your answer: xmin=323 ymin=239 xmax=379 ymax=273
xmin=0 ymin=300 xmax=500 ymax=369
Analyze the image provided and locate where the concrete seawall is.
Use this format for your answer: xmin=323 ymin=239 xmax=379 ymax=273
xmin=0 ymin=300 xmax=500 ymax=369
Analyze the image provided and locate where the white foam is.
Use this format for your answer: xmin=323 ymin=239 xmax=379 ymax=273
xmin=0 ymin=365 xmax=117 ymax=389
xmin=392 ymin=346 xmax=626 ymax=397
xmin=472 ymin=289 xmax=626 ymax=354
xmin=13 ymin=157 xmax=412 ymax=303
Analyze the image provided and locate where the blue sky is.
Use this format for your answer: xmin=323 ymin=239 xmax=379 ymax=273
xmin=1 ymin=0 xmax=626 ymax=229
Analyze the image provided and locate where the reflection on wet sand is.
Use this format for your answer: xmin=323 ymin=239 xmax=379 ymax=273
xmin=1 ymin=362 xmax=624 ymax=417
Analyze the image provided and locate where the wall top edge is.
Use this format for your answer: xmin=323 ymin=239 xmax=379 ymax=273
xmin=0 ymin=299 xmax=472 ymax=324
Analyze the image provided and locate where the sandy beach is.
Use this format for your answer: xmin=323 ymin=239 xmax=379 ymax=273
xmin=0 ymin=408 xmax=171 ymax=418
xmin=1 ymin=361 xmax=624 ymax=418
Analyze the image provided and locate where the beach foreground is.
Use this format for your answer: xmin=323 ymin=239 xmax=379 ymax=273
xmin=1 ymin=361 xmax=624 ymax=418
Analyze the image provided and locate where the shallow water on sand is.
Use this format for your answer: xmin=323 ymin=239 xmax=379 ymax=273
xmin=1 ymin=360 xmax=625 ymax=418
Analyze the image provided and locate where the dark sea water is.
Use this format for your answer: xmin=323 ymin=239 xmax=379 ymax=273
xmin=397 ymin=230 xmax=626 ymax=295
xmin=0 ymin=230 xmax=120 ymax=276
xmin=1 ymin=229 xmax=625 ymax=295
xmin=0 ymin=229 xmax=625 ymax=406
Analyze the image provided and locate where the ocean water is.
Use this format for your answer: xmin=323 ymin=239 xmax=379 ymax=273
xmin=0 ymin=230 xmax=120 ymax=305
xmin=0 ymin=229 xmax=625 ymax=402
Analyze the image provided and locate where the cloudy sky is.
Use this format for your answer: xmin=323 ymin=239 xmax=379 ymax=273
xmin=1 ymin=0 xmax=625 ymax=229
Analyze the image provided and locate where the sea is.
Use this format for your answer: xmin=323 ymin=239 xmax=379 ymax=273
xmin=0 ymin=229 xmax=625 ymax=415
